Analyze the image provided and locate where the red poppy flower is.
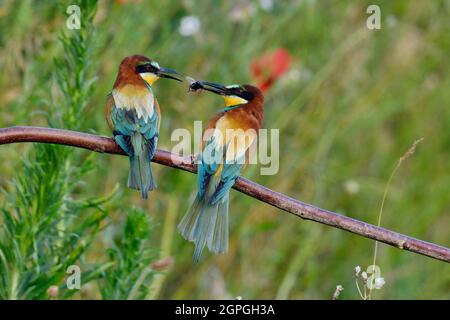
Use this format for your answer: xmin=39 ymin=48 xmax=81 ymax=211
xmin=250 ymin=48 xmax=292 ymax=92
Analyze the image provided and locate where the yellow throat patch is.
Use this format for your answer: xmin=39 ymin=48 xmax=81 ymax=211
xmin=139 ymin=72 xmax=159 ymax=86
xmin=223 ymin=95 xmax=248 ymax=107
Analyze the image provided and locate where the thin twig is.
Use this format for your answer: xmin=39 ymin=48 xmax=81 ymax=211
xmin=0 ymin=126 xmax=449 ymax=263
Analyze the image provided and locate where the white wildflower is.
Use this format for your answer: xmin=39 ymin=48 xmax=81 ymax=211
xmin=354 ymin=266 xmax=361 ymax=277
xmin=332 ymin=285 xmax=344 ymax=300
xmin=179 ymin=16 xmax=201 ymax=37
xmin=344 ymin=180 xmax=360 ymax=195
xmin=229 ymin=2 xmax=256 ymax=22
xmin=361 ymin=271 xmax=368 ymax=281
xmin=287 ymin=68 xmax=301 ymax=81
xmin=259 ymin=0 xmax=274 ymax=11
xmin=374 ymin=277 xmax=385 ymax=289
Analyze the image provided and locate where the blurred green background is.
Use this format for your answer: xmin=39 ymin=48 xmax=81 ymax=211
xmin=0 ymin=0 xmax=449 ymax=299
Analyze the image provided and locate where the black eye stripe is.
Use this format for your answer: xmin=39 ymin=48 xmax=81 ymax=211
xmin=135 ymin=64 xmax=146 ymax=73
xmin=241 ymin=90 xmax=254 ymax=101
xmin=136 ymin=63 xmax=157 ymax=74
xmin=227 ymin=87 xmax=253 ymax=100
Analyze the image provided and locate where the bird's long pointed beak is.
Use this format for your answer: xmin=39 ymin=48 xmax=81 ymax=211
xmin=158 ymin=67 xmax=184 ymax=82
xmin=189 ymin=80 xmax=229 ymax=95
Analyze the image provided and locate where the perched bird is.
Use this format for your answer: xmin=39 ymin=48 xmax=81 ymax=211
xmin=178 ymin=80 xmax=264 ymax=261
xmin=105 ymin=55 xmax=182 ymax=199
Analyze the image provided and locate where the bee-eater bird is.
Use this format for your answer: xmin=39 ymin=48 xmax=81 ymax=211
xmin=178 ymin=81 xmax=264 ymax=261
xmin=105 ymin=55 xmax=182 ymax=199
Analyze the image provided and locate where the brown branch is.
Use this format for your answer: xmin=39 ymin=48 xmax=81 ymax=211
xmin=0 ymin=126 xmax=449 ymax=263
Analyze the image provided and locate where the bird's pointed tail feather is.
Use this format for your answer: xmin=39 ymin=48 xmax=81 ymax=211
xmin=178 ymin=194 xmax=229 ymax=262
xmin=127 ymin=132 xmax=156 ymax=199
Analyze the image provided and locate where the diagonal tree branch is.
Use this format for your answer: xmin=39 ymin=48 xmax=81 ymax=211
xmin=0 ymin=126 xmax=449 ymax=263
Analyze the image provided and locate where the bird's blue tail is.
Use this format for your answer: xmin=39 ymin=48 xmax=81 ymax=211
xmin=178 ymin=194 xmax=229 ymax=262
xmin=127 ymin=132 xmax=156 ymax=199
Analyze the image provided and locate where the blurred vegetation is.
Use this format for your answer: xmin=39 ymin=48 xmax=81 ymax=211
xmin=100 ymin=207 xmax=155 ymax=299
xmin=0 ymin=0 xmax=111 ymax=299
xmin=0 ymin=0 xmax=449 ymax=299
